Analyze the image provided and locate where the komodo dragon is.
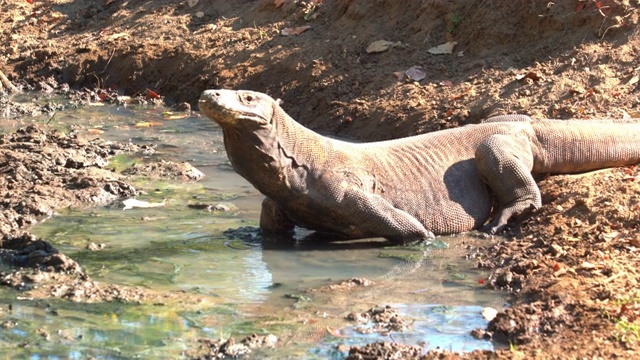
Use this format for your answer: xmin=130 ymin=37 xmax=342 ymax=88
xmin=199 ymin=89 xmax=640 ymax=245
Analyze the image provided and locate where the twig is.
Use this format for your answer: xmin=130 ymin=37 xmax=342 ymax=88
xmin=0 ymin=70 xmax=20 ymax=93
xmin=101 ymin=48 xmax=116 ymax=74
xmin=46 ymin=111 xmax=57 ymax=125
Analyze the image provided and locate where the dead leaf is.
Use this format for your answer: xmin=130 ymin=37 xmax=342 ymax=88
xmin=109 ymin=32 xmax=131 ymax=41
xmin=627 ymin=74 xmax=639 ymax=86
xmin=427 ymin=41 xmax=457 ymax=55
xmin=105 ymin=0 xmax=116 ymax=6
xmin=482 ymin=307 xmax=498 ymax=321
xmin=122 ymin=198 xmax=167 ymax=210
xmin=449 ymin=85 xmax=475 ymax=100
xmin=515 ymin=72 xmax=543 ymax=81
xmin=366 ymin=40 xmax=394 ymax=54
xmin=326 ymin=326 xmax=346 ymax=338
xmin=146 ymin=89 xmax=161 ymax=99
xmin=274 ymin=0 xmax=286 ymax=8
xmin=579 ymin=261 xmax=597 ymax=270
xmin=134 ymin=121 xmax=163 ymax=128
xmin=393 ymin=71 xmax=404 ymax=80
xmin=628 ymin=110 xmax=640 ymax=117
xmin=87 ymin=129 xmax=104 ymax=135
xmin=187 ymin=0 xmax=199 ymax=7
xmin=439 ymin=80 xmax=453 ymax=87
xmin=404 ymin=66 xmax=426 ymax=81
xmin=163 ymin=112 xmax=190 ymax=120
xmin=48 ymin=12 xmax=64 ymax=23
xmin=281 ymin=26 xmax=310 ymax=36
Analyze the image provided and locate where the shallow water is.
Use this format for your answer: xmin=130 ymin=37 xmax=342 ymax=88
xmin=1 ymin=100 xmax=506 ymax=358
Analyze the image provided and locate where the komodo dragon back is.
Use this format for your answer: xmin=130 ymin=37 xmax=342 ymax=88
xmin=199 ymin=89 xmax=640 ymax=245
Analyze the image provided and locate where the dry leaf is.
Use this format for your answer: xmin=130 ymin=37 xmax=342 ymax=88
xmin=393 ymin=71 xmax=404 ymax=80
xmin=628 ymin=110 xmax=640 ymax=118
xmin=326 ymin=326 xmax=346 ymax=338
xmin=366 ymin=40 xmax=393 ymax=54
xmin=427 ymin=41 xmax=457 ymax=55
xmin=404 ymin=66 xmax=426 ymax=81
xmin=515 ymin=72 xmax=543 ymax=81
xmin=579 ymin=261 xmax=597 ymax=270
xmin=122 ymin=198 xmax=166 ymax=210
xmin=134 ymin=121 xmax=163 ymax=128
xmin=482 ymin=307 xmax=498 ymax=321
xmin=146 ymin=88 xmax=161 ymax=99
xmin=48 ymin=12 xmax=64 ymax=22
xmin=109 ymin=32 xmax=131 ymax=41
xmin=187 ymin=0 xmax=199 ymax=7
xmin=274 ymin=0 xmax=286 ymax=8
xmin=281 ymin=26 xmax=310 ymax=36
xmin=87 ymin=129 xmax=104 ymax=135
xmin=449 ymin=85 xmax=475 ymax=100
xmin=627 ymin=74 xmax=639 ymax=86
xmin=163 ymin=112 xmax=190 ymax=120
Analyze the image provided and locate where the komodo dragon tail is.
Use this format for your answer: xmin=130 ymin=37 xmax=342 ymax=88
xmin=532 ymin=119 xmax=640 ymax=174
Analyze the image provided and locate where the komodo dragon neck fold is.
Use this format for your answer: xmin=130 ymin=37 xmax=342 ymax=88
xmin=199 ymin=89 xmax=640 ymax=245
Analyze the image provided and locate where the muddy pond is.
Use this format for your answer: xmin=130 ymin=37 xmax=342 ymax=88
xmin=0 ymin=99 xmax=506 ymax=358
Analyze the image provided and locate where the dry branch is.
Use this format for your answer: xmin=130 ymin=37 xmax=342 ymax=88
xmin=0 ymin=70 xmax=20 ymax=93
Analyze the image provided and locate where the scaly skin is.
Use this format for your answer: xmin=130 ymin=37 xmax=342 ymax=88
xmin=199 ymin=89 xmax=640 ymax=245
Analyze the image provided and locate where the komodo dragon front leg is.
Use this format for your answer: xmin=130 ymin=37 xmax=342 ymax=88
xmin=260 ymin=173 xmax=436 ymax=245
xmin=475 ymin=133 xmax=542 ymax=234
xmin=324 ymin=185 xmax=436 ymax=245
xmin=260 ymin=197 xmax=295 ymax=233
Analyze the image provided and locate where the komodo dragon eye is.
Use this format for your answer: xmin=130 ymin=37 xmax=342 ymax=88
xmin=244 ymin=94 xmax=254 ymax=102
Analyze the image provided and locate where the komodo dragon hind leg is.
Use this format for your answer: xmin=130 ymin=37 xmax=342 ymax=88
xmin=474 ymin=134 xmax=542 ymax=234
xmin=260 ymin=197 xmax=295 ymax=234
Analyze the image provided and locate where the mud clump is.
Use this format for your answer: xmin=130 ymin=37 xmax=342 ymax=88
xmin=0 ymin=125 xmax=141 ymax=270
xmin=122 ymin=160 xmax=205 ymax=181
xmin=346 ymin=305 xmax=408 ymax=334
xmin=187 ymin=334 xmax=277 ymax=359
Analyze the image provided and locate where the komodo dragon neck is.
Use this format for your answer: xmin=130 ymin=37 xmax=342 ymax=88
xmin=223 ymin=106 xmax=331 ymax=199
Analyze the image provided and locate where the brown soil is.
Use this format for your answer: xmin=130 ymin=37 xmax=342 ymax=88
xmin=2 ymin=0 xmax=640 ymax=358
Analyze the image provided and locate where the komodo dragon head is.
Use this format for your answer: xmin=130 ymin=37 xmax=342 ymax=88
xmin=199 ymin=89 xmax=279 ymax=129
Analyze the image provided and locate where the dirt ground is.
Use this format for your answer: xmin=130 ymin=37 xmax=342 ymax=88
xmin=2 ymin=0 xmax=640 ymax=358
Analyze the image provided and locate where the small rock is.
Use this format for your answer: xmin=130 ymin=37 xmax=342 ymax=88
xmin=213 ymin=203 xmax=230 ymax=212
xmin=86 ymin=242 xmax=105 ymax=251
